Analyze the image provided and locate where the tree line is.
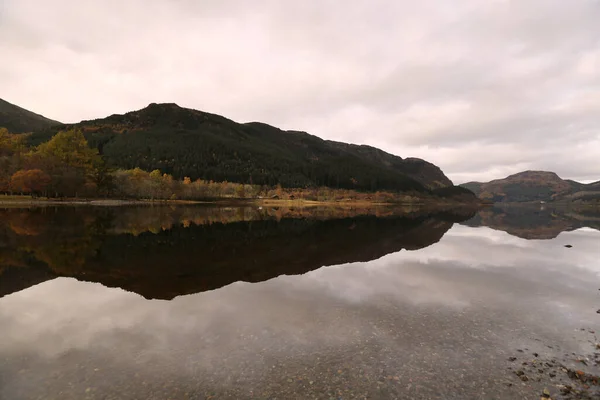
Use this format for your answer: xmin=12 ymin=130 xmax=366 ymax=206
xmin=1 ymin=128 xmax=428 ymax=202
xmin=27 ymin=105 xmax=432 ymax=193
xmin=1 ymin=127 xmax=102 ymax=198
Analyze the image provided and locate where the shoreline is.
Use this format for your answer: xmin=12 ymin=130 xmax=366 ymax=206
xmin=0 ymin=196 xmax=483 ymax=209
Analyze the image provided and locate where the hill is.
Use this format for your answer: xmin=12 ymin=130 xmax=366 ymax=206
xmin=27 ymin=102 xmax=455 ymax=193
xmin=460 ymin=171 xmax=600 ymax=204
xmin=0 ymin=98 xmax=61 ymax=133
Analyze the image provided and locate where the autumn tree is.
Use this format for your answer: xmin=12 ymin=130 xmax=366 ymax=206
xmin=235 ymin=184 xmax=245 ymax=198
xmin=0 ymin=127 xmax=12 ymax=157
xmin=0 ymin=128 xmax=25 ymax=157
xmin=36 ymin=130 xmax=99 ymax=168
xmin=149 ymin=169 xmax=163 ymax=199
xmin=34 ymin=130 xmax=101 ymax=197
xmin=9 ymin=169 xmax=52 ymax=197
xmin=0 ymin=157 xmax=11 ymax=193
xmin=0 ymin=128 xmax=27 ymax=193
xmin=89 ymin=160 xmax=115 ymax=197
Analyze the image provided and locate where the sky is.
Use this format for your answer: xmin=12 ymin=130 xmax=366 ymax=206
xmin=1 ymin=0 xmax=599 ymax=183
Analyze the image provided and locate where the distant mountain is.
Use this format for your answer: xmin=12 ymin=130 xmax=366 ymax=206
xmin=460 ymin=171 xmax=600 ymax=204
xmin=0 ymin=98 xmax=61 ymax=133
xmin=27 ymin=102 xmax=458 ymax=193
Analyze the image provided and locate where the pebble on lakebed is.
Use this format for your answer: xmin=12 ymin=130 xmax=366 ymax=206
xmin=507 ymin=337 xmax=600 ymax=400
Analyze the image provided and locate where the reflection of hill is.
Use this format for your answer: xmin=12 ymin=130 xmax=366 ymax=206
xmin=462 ymin=206 xmax=600 ymax=239
xmin=0 ymin=206 xmax=473 ymax=299
xmin=0 ymin=265 xmax=56 ymax=298
xmin=82 ymin=216 xmax=455 ymax=299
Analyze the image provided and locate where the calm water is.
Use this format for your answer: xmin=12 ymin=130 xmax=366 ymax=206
xmin=0 ymin=205 xmax=599 ymax=399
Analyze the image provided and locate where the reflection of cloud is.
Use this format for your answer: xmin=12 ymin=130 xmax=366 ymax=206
xmin=0 ymin=280 xmax=144 ymax=356
xmin=419 ymin=226 xmax=600 ymax=274
xmin=0 ymin=225 xmax=598 ymax=374
xmin=300 ymin=262 xmax=472 ymax=309
xmin=298 ymin=227 xmax=600 ymax=315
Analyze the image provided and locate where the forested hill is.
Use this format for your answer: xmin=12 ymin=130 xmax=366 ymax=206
xmin=0 ymin=98 xmax=61 ymax=133
xmin=460 ymin=171 xmax=600 ymax=204
xmin=27 ymin=102 xmax=454 ymax=192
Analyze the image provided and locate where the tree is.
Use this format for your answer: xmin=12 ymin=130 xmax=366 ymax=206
xmin=9 ymin=169 xmax=52 ymax=197
xmin=0 ymin=128 xmax=27 ymax=192
xmin=235 ymin=184 xmax=245 ymax=198
xmin=149 ymin=169 xmax=163 ymax=199
xmin=36 ymin=129 xmax=100 ymax=170
xmin=0 ymin=127 xmax=12 ymax=157
xmin=35 ymin=130 xmax=101 ymax=197
xmin=0 ymin=157 xmax=11 ymax=193
xmin=90 ymin=160 xmax=115 ymax=197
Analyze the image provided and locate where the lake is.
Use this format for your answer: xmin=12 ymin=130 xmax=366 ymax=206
xmin=1 ymin=205 xmax=599 ymax=399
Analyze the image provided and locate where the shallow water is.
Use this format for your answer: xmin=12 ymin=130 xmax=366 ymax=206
xmin=0 ymin=206 xmax=599 ymax=399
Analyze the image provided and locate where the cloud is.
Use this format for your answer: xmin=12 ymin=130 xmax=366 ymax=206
xmin=1 ymin=0 xmax=599 ymax=182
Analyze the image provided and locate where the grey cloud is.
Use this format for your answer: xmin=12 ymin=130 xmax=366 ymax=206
xmin=1 ymin=0 xmax=599 ymax=182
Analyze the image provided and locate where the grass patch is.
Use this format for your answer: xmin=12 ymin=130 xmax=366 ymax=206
xmin=0 ymin=194 xmax=35 ymax=200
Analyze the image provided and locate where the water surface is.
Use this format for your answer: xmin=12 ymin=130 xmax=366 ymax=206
xmin=1 ymin=205 xmax=599 ymax=399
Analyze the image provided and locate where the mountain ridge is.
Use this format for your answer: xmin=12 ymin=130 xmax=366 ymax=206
xmin=460 ymin=170 xmax=600 ymax=204
xmin=0 ymin=98 xmax=61 ymax=133
xmin=26 ymin=102 xmax=458 ymax=193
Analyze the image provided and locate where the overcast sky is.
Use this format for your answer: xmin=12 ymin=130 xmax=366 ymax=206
xmin=1 ymin=0 xmax=599 ymax=183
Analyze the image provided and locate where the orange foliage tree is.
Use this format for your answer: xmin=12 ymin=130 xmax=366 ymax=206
xmin=9 ymin=169 xmax=52 ymax=197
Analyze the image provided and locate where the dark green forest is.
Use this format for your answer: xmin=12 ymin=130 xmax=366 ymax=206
xmin=27 ymin=103 xmax=453 ymax=193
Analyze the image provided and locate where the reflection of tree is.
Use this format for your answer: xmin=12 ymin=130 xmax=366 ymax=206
xmin=8 ymin=212 xmax=46 ymax=236
xmin=1 ymin=205 xmax=476 ymax=299
xmin=1 ymin=204 xmax=466 ymax=274
xmin=0 ymin=211 xmax=49 ymax=270
xmin=29 ymin=238 xmax=97 ymax=275
xmin=105 ymin=204 xmax=462 ymax=236
xmin=84 ymin=212 xmax=460 ymax=299
xmin=0 ymin=208 xmax=104 ymax=275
